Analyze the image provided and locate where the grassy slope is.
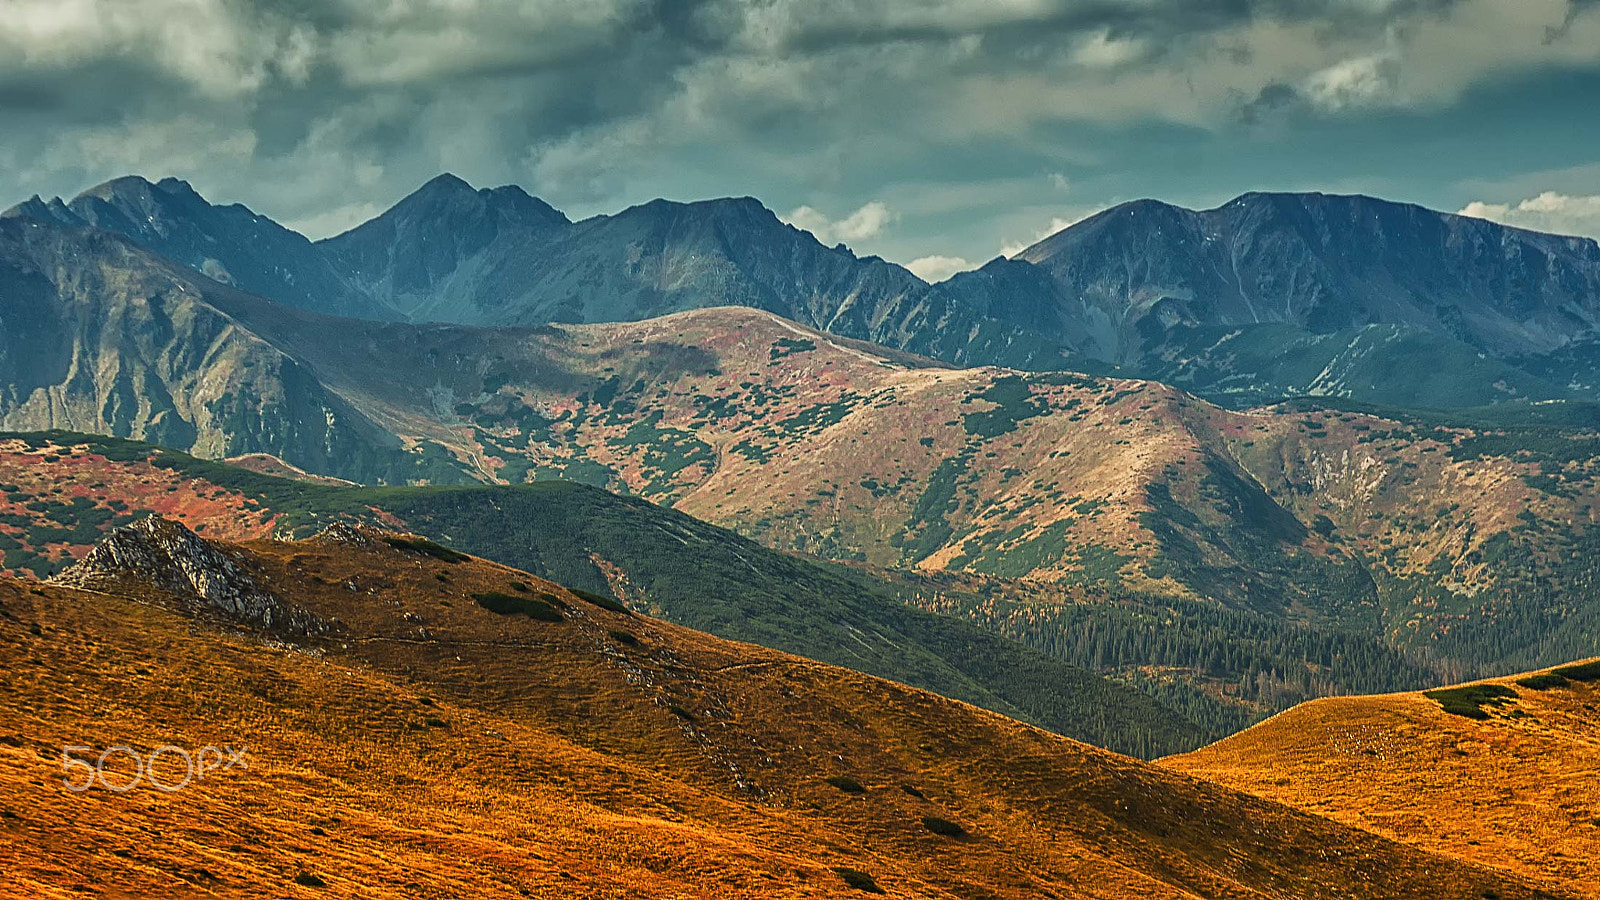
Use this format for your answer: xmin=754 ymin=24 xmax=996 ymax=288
xmin=0 ymin=430 xmax=1202 ymax=757
xmin=1166 ymin=661 xmax=1600 ymax=899
xmin=0 ymin=534 xmax=1559 ymax=899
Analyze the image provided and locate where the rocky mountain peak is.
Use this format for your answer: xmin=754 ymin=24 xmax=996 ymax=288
xmin=2 ymin=194 xmax=76 ymax=224
xmin=360 ymin=173 xmax=568 ymax=232
xmin=50 ymin=516 xmax=326 ymax=634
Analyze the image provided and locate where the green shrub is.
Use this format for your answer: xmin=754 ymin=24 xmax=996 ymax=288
xmin=921 ymin=816 xmax=966 ymax=838
xmin=471 ymin=591 xmax=563 ymax=622
xmin=381 ymin=535 xmax=469 ymax=563
xmin=831 ymin=867 xmax=883 ymax=894
xmin=1423 ymin=683 xmax=1518 ymax=719
xmin=1516 ymin=673 xmax=1569 ymax=691
xmin=570 ymin=587 xmax=631 ymax=615
xmin=1554 ymin=660 xmax=1600 ymax=682
xmin=825 ymin=775 xmax=866 ymax=794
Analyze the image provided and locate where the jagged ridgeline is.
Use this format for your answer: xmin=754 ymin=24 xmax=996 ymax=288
xmin=9 ymin=176 xmax=1600 ymax=410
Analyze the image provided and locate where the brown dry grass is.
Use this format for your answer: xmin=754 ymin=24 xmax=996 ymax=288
xmin=1165 ymin=667 xmax=1600 ymax=898
xmin=0 ymin=531 xmax=1562 ymax=899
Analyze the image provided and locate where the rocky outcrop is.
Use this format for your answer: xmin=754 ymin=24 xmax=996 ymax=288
xmin=0 ymin=215 xmax=471 ymax=485
xmin=50 ymin=516 xmax=326 ymax=634
xmin=307 ymin=522 xmax=377 ymax=547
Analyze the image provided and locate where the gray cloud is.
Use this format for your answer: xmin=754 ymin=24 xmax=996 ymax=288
xmin=0 ymin=0 xmax=1595 ymax=266
xmin=1546 ymin=0 xmax=1600 ymax=42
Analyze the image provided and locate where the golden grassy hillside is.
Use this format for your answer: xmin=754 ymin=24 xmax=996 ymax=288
xmin=0 ymin=524 xmax=1561 ymax=898
xmin=1166 ymin=664 xmax=1600 ymax=898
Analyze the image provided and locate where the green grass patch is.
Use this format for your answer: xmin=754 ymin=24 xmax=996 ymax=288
xmin=769 ymin=337 xmax=817 ymax=361
xmin=961 ymin=375 xmax=1047 ymax=438
xmin=920 ymin=816 xmax=966 ymax=838
xmin=1553 ymin=660 xmax=1600 ymax=682
xmin=471 ymin=591 xmax=563 ymax=622
xmin=570 ymin=587 xmax=631 ymax=615
xmin=1516 ymin=673 xmax=1569 ymax=690
xmin=1423 ymin=683 xmax=1518 ymax=720
xmin=381 ymin=535 xmax=469 ymax=563
xmin=825 ymin=775 xmax=866 ymax=794
xmin=831 ymin=868 xmax=883 ymax=894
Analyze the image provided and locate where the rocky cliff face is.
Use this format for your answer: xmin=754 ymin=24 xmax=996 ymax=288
xmin=50 ymin=516 xmax=326 ymax=634
xmin=0 ymin=216 xmax=463 ymax=484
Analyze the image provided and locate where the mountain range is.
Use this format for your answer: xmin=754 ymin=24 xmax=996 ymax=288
xmin=2 ymin=199 xmax=1599 ymax=728
xmin=10 ymin=174 xmax=1600 ymax=409
xmin=4 ymin=171 xmax=1600 ymax=749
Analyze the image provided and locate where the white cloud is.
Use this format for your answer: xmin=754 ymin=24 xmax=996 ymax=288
xmin=1069 ymin=28 xmax=1149 ymax=69
xmin=905 ymin=255 xmax=975 ymax=283
xmin=1458 ymin=192 xmax=1600 ymax=240
xmin=5 ymin=0 xmax=1600 ymax=257
xmin=1001 ymin=216 xmax=1079 ymax=257
xmin=1301 ymin=30 xmax=1401 ymax=112
xmin=29 ymin=117 xmax=258 ymax=184
xmin=0 ymin=0 xmax=310 ymax=97
xmin=783 ymin=201 xmax=898 ymax=246
xmin=283 ymin=201 xmax=387 ymax=241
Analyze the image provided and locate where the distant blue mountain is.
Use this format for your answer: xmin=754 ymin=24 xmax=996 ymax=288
xmin=9 ymin=177 xmax=1600 ymax=408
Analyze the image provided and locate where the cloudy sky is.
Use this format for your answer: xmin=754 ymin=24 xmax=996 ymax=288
xmin=2 ymin=0 xmax=1598 ymax=281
